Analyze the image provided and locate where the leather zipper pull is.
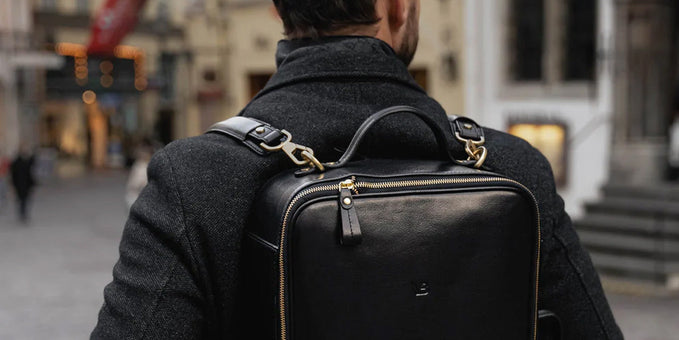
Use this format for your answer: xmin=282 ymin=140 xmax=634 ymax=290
xmin=339 ymin=179 xmax=362 ymax=246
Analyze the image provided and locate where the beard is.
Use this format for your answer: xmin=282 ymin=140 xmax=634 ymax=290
xmin=396 ymin=3 xmax=420 ymax=66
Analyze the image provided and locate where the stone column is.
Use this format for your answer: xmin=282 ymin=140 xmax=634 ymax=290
xmin=609 ymin=0 xmax=677 ymax=184
xmin=0 ymin=58 xmax=21 ymax=157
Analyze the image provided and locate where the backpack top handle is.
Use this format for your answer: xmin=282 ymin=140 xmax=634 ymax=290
xmin=324 ymin=106 xmax=487 ymax=170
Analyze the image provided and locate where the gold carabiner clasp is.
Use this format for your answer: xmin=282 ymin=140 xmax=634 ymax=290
xmin=260 ymin=130 xmax=325 ymax=172
xmin=455 ymin=132 xmax=488 ymax=169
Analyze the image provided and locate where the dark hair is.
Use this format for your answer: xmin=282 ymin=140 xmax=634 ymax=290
xmin=273 ymin=0 xmax=380 ymax=38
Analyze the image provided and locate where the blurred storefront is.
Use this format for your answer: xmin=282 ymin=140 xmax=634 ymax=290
xmin=6 ymin=0 xmax=230 ymax=175
xmin=31 ymin=0 xmax=183 ymax=173
xmin=5 ymin=0 xmax=467 ymax=172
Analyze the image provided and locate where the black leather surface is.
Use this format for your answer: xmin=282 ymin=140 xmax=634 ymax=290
xmin=538 ymin=310 xmax=562 ymax=340
xmin=290 ymin=190 xmax=536 ymax=339
xmin=451 ymin=117 xmax=484 ymax=141
xmin=240 ymin=234 xmax=279 ymax=339
xmin=247 ymin=159 xmax=501 ymax=246
xmin=209 ymin=116 xmax=262 ymax=140
xmin=243 ymin=159 xmax=540 ymax=339
xmin=339 ymin=188 xmax=362 ymax=246
xmin=207 ymin=116 xmax=286 ymax=155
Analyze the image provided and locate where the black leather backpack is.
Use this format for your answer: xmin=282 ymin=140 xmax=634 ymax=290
xmin=208 ymin=106 xmax=559 ymax=340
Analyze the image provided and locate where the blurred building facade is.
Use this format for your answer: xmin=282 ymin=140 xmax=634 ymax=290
xmin=576 ymin=0 xmax=679 ymax=291
xmin=2 ymin=0 xmax=467 ymax=173
xmin=0 ymin=1 xmax=62 ymax=161
xmin=465 ymin=0 xmax=612 ymax=218
xmin=465 ymin=0 xmax=679 ymax=290
xmin=221 ymin=0 xmax=467 ymax=117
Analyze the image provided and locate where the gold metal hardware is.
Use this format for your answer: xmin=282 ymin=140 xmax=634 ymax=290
xmin=339 ymin=178 xmax=359 ymax=194
xmin=339 ymin=179 xmax=355 ymax=191
xmin=277 ymin=176 xmax=541 ymax=340
xmin=260 ymin=130 xmax=325 ymax=171
xmin=343 ymin=197 xmax=352 ymax=205
xmin=455 ymin=132 xmax=488 ymax=169
xmin=300 ymin=150 xmax=325 ymax=171
xmin=255 ymin=126 xmax=266 ymax=134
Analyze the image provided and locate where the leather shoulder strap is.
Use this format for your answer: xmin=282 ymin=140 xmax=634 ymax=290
xmin=207 ymin=116 xmax=287 ymax=155
xmin=448 ymin=115 xmax=484 ymax=142
xmin=207 ymin=113 xmax=487 ymax=169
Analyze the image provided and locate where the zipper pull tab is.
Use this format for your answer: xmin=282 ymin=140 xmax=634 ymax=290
xmin=339 ymin=179 xmax=362 ymax=246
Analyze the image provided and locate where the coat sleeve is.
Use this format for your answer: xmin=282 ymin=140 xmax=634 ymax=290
xmin=91 ymin=148 xmax=206 ymax=339
xmin=539 ymin=196 xmax=624 ymax=340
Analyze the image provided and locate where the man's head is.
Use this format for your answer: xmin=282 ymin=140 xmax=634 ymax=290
xmin=273 ymin=0 xmax=420 ymax=65
xmin=18 ymin=142 xmax=31 ymax=158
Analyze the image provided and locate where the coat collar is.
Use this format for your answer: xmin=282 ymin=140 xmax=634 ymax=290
xmin=254 ymin=36 xmax=425 ymax=99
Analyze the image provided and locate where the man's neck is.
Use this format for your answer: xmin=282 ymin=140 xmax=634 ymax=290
xmin=287 ymin=25 xmax=389 ymax=46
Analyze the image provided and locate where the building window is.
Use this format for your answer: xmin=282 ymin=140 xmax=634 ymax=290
xmin=509 ymin=0 xmax=544 ymax=81
xmin=564 ymin=0 xmax=597 ymax=81
xmin=248 ymin=73 xmax=273 ymax=100
xmin=409 ymin=68 xmax=429 ymax=92
xmin=508 ymin=120 xmax=569 ymax=187
xmin=507 ymin=0 xmax=597 ymax=84
xmin=41 ymin=0 xmax=57 ymax=10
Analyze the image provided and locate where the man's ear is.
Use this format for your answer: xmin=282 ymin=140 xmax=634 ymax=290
xmin=387 ymin=0 xmax=407 ymax=29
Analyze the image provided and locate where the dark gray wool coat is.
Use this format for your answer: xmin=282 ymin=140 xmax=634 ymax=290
xmin=92 ymin=37 xmax=623 ymax=339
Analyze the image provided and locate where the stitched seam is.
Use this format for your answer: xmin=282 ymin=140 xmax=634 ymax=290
xmin=347 ymin=208 xmax=354 ymax=238
xmin=161 ymin=150 xmax=201 ymax=280
xmin=244 ymin=73 xmax=425 ymax=110
xmin=553 ymin=231 xmax=612 ymax=340
xmin=138 ymin=260 xmax=180 ymax=339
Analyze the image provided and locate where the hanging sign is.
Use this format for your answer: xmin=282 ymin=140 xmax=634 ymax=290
xmin=87 ymin=0 xmax=148 ymax=56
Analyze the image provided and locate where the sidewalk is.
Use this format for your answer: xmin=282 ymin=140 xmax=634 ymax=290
xmin=609 ymin=293 xmax=679 ymax=340
xmin=0 ymin=171 xmax=128 ymax=340
xmin=0 ymin=171 xmax=677 ymax=339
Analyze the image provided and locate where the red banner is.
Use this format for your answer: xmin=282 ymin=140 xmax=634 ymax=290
xmin=87 ymin=0 xmax=148 ymax=56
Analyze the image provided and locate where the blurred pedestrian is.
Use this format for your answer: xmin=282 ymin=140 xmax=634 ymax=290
xmin=10 ymin=144 xmax=36 ymax=223
xmin=0 ymin=154 xmax=9 ymax=215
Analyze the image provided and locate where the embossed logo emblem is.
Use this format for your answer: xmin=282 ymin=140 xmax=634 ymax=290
xmin=413 ymin=281 xmax=430 ymax=297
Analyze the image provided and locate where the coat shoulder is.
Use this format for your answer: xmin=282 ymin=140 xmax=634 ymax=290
xmin=484 ymin=127 xmax=554 ymax=178
xmin=158 ymin=133 xmax=260 ymax=175
xmin=482 ymin=127 xmax=563 ymax=225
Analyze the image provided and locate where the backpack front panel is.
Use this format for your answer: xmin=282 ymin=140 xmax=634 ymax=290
xmin=287 ymin=187 xmax=537 ymax=339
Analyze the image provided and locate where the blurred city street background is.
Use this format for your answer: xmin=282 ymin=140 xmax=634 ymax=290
xmin=2 ymin=0 xmax=679 ymax=339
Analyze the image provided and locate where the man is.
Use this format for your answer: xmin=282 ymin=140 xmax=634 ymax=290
xmin=10 ymin=145 xmax=35 ymax=223
xmin=92 ymin=0 xmax=623 ymax=339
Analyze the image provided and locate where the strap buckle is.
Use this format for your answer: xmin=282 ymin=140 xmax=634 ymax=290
xmin=260 ymin=130 xmax=325 ymax=172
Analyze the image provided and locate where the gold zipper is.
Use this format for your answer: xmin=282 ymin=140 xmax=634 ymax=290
xmin=277 ymin=176 xmax=541 ymax=340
